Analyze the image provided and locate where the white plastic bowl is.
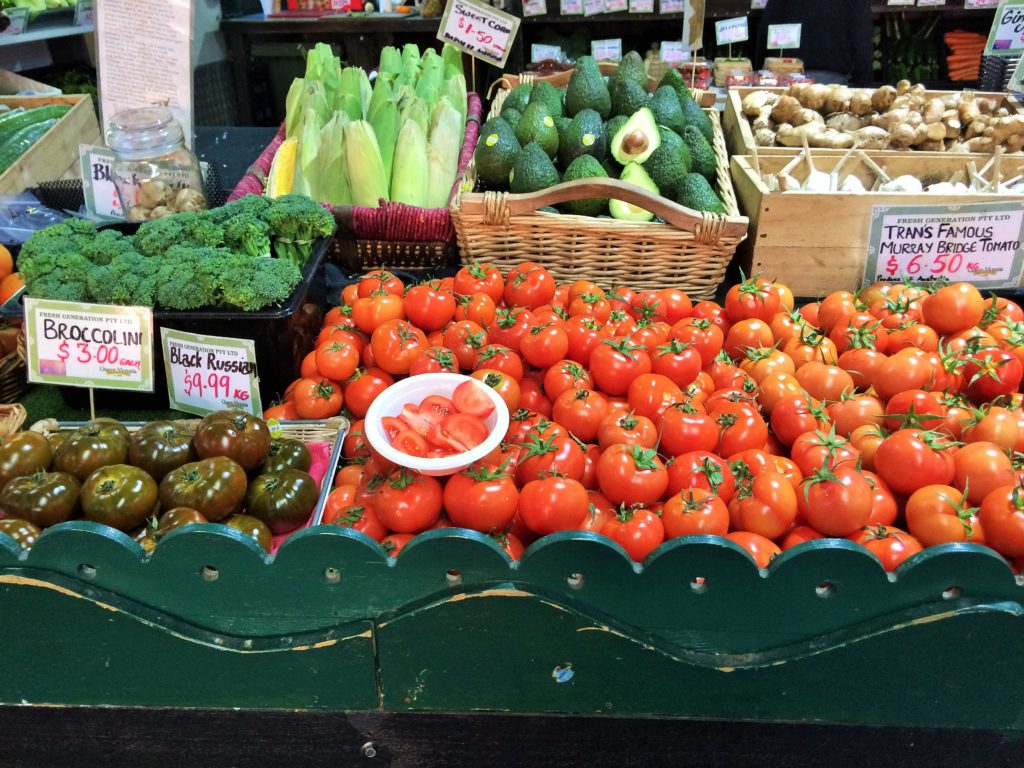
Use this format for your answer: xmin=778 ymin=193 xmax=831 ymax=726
xmin=363 ymin=373 xmax=510 ymax=477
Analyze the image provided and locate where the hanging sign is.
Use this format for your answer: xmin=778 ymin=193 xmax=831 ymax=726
xmin=162 ymin=329 xmax=262 ymax=417
xmin=767 ymin=23 xmax=801 ymax=49
xmin=750 ymin=0 xmax=767 ymax=7
xmin=591 ymin=39 xmax=622 ymax=61
xmin=523 ymin=0 xmax=547 ymax=17
xmin=887 ymin=0 xmax=915 ymax=6
xmin=630 ymin=0 xmax=654 ymax=13
xmin=715 ymin=16 xmax=749 ymax=45
xmin=682 ymin=0 xmax=706 ymax=51
xmin=25 ymin=299 xmax=154 ymax=392
xmin=966 ymin=0 xmax=1001 ymax=8
xmin=660 ymin=0 xmax=684 ymax=13
xmin=605 ymin=0 xmax=628 ymax=12
xmin=560 ymin=0 xmax=582 ymax=14
xmin=437 ymin=0 xmax=520 ymax=68
xmin=583 ymin=0 xmax=605 ymax=17
xmin=75 ymin=0 xmax=95 ymax=25
xmin=986 ymin=2 xmax=1024 ymax=55
xmin=863 ymin=202 xmax=1024 ymax=289
xmin=917 ymin=0 xmax=946 ymax=5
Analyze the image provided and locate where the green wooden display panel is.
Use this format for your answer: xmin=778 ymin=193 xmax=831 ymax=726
xmin=0 ymin=524 xmax=1022 ymax=722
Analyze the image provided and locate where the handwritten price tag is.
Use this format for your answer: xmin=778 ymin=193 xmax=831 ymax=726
xmin=660 ymin=0 xmax=683 ymax=12
xmin=583 ymin=0 xmax=605 ymax=16
xmin=591 ymin=38 xmax=622 ymax=61
xmin=604 ymin=0 xmax=627 ymax=11
xmin=531 ymin=44 xmax=562 ymax=62
xmin=916 ymin=0 xmax=946 ymax=6
xmin=715 ymin=16 xmax=749 ymax=45
xmin=560 ymin=0 xmax=583 ymax=14
xmin=986 ymin=3 xmax=1024 ymax=55
xmin=75 ymin=0 xmax=94 ymax=26
xmin=887 ymin=0 xmax=914 ymax=6
xmin=437 ymin=0 xmax=519 ymax=68
xmin=750 ymin=0 xmax=767 ymax=8
xmin=24 ymin=299 xmax=154 ymax=392
xmin=1 ymin=8 xmax=28 ymax=36
xmin=522 ymin=0 xmax=547 ymax=17
xmin=661 ymin=41 xmax=688 ymax=62
xmin=162 ymin=329 xmax=262 ymax=417
xmin=966 ymin=0 xmax=999 ymax=8
xmin=767 ymin=23 xmax=801 ymax=49
xmin=863 ymin=202 xmax=1024 ymax=289
xmin=630 ymin=0 xmax=654 ymax=13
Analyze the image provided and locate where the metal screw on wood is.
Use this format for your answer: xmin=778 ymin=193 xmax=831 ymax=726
xmin=361 ymin=742 xmax=377 ymax=758
xmin=77 ymin=563 xmax=96 ymax=580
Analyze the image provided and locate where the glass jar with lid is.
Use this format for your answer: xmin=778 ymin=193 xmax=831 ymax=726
xmin=105 ymin=107 xmax=206 ymax=222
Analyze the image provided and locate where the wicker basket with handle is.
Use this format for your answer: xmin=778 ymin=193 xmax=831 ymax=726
xmin=452 ymin=90 xmax=748 ymax=298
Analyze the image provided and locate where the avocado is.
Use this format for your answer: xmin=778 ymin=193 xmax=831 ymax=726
xmin=516 ymin=101 xmax=559 ymax=159
xmin=539 ymin=206 xmax=559 ymax=213
xmin=500 ymin=106 xmax=522 ymax=134
xmin=677 ymin=172 xmax=726 ymax=214
xmin=529 ymin=81 xmax=564 ymax=119
xmin=643 ymin=127 xmax=691 ymax=200
xmin=555 ymin=116 xmax=572 ymax=139
xmin=682 ymin=94 xmax=714 ymax=143
xmin=565 ymin=55 xmax=611 ymax=119
xmin=683 ymin=124 xmax=717 ymax=183
xmin=509 ymin=142 xmax=560 ymax=193
xmin=605 ymin=115 xmax=627 ymax=143
xmin=474 ymin=117 xmax=521 ymax=190
xmin=503 ymin=83 xmax=533 ymax=114
xmin=559 ymin=108 xmax=607 ymax=167
xmin=560 ymin=155 xmax=609 ymax=217
xmin=612 ymin=51 xmax=649 ymax=91
xmin=610 ymin=78 xmax=650 ymax=118
xmin=610 ymin=162 xmax=659 ymax=222
xmin=611 ymin=107 xmax=661 ymax=165
xmin=658 ymin=68 xmax=692 ymax=104
xmin=649 ymin=86 xmax=686 ymax=136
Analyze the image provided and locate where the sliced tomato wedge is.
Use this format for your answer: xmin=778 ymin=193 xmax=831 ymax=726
xmin=381 ymin=416 xmax=407 ymax=443
xmin=452 ymin=380 xmax=495 ymax=419
xmin=419 ymin=395 xmax=457 ymax=425
xmin=429 ymin=412 xmax=489 ymax=453
xmin=400 ymin=403 xmax=434 ymax=438
xmin=392 ymin=429 xmax=430 ymax=457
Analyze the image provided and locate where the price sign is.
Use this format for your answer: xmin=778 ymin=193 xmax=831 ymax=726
xmin=79 ymin=145 xmax=124 ymax=221
xmin=74 ymin=0 xmax=94 ymax=26
xmin=887 ymin=0 xmax=915 ymax=5
xmin=630 ymin=0 xmax=654 ymax=14
xmin=583 ymin=0 xmax=605 ymax=16
xmin=661 ymin=41 xmax=688 ymax=62
xmin=917 ymin=0 xmax=945 ymax=5
xmin=715 ymin=16 xmax=749 ymax=45
xmin=25 ymin=299 xmax=154 ymax=392
xmin=531 ymin=44 xmax=562 ymax=62
xmin=1010 ymin=54 xmax=1024 ymax=91
xmin=591 ymin=38 xmax=622 ymax=61
xmin=750 ymin=0 xmax=767 ymax=8
xmin=660 ymin=0 xmax=683 ymax=12
xmin=523 ymin=0 xmax=547 ymax=17
xmin=1 ymin=8 xmax=28 ymax=36
xmin=162 ymin=329 xmax=262 ymax=417
xmin=863 ymin=202 xmax=1024 ymax=289
xmin=560 ymin=0 xmax=582 ymax=14
xmin=437 ymin=0 xmax=519 ymax=68
xmin=986 ymin=3 xmax=1024 ymax=55
xmin=966 ymin=0 xmax=1000 ymax=8
xmin=605 ymin=0 xmax=627 ymax=11
xmin=767 ymin=23 xmax=801 ymax=49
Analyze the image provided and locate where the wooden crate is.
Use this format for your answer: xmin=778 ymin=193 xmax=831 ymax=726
xmin=730 ymin=151 xmax=1024 ymax=297
xmin=0 ymin=94 xmax=100 ymax=195
xmin=0 ymin=69 xmax=58 ymax=96
xmin=723 ymin=86 xmax=1022 ymax=158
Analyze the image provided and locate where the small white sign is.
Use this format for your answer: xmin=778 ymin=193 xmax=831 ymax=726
xmin=966 ymin=0 xmax=999 ymax=7
xmin=1008 ymin=54 xmax=1024 ymax=91
xmin=583 ymin=0 xmax=605 ymax=16
xmin=917 ymin=0 xmax=946 ymax=5
xmin=162 ymin=328 xmax=262 ymax=417
xmin=887 ymin=0 xmax=915 ymax=5
xmin=767 ymin=23 xmax=802 ymax=49
xmin=715 ymin=16 xmax=749 ymax=45
xmin=630 ymin=0 xmax=654 ymax=13
xmin=660 ymin=0 xmax=683 ymax=12
xmin=985 ymin=3 xmax=1024 ymax=55
xmin=750 ymin=0 xmax=767 ymax=7
xmin=591 ymin=38 xmax=622 ymax=61
xmin=605 ymin=0 xmax=627 ymax=11
xmin=661 ymin=41 xmax=688 ymax=62
xmin=79 ymin=145 xmax=125 ymax=222
xmin=531 ymin=44 xmax=562 ymax=62
xmin=75 ymin=0 xmax=95 ymax=25
xmin=523 ymin=0 xmax=547 ymax=17
xmin=560 ymin=0 xmax=582 ymax=13
xmin=437 ymin=0 xmax=520 ymax=68
xmin=1 ymin=8 xmax=28 ymax=36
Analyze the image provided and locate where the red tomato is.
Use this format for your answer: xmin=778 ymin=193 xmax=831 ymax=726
xmin=443 ymin=321 xmax=488 ymax=371
xmin=327 ymin=503 xmax=388 ymax=542
xmin=454 ymin=261 xmax=504 ymax=303
xmin=504 ymin=262 xmax=556 ymax=309
xmin=770 ymin=394 xmax=829 ymax=446
xmin=342 ymin=368 xmax=393 ymax=419
xmin=408 ymin=347 xmax=459 ymax=375
xmin=952 ymin=441 xmax=1016 ymax=505
xmin=670 ymin=317 xmax=724 ymax=366
xmin=597 ymin=411 xmax=658 ymax=450
xmin=490 ymin=308 xmax=534 ymax=352
xmin=838 ymin=348 xmax=887 ymax=391
xmin=884 ymin=389 xmax=946 ymax=432
xmin=429 ymin=413 xmax=490 ymax=454
xmin=725 ymin=274 xmax=781 ymax=323
xmin=518 ymin=476 xmax=589 ymax=535
xmin=662 ymin=488 xmax=729 ymax=538
xmin=962 ymin=348 xmax=1024 ymax=404
xmin=659 ymin=402 xmax=717 ymax=456
xmin=518 ymin=377 xmax=552 ymax=417
xmin=452 ymin=379 xmax=496 ymax=419
xmin=650 ymin=338 xmax=701 ymax=388
xmin=724 ymin=319 xmax=774 ymax=359
xmin=357 ymin=270 xmax=404 ymax=298
xmin=961 ymin=406 xmax=1020 ymax=451
xmin=552 ymin=388 xmax=608 ymax=442
xmin=392 ymin=429 xmax=430 ymax=457
xmin=626 ymin=373 xmax=683 ymax=423
xmin=520 ymin=324 xmax=570 ymax=368
xmin=404 ymin=283 xmax=456 ymax=332
xmin=852 ymin=525 xmax=923 ymax=571
xmin=827 ymin=394 xmax=884 ymax=437
xmin=264 ymin=401 xmax=299 ymax=421
xmin=790 ymin=429 xmax=859 ymax=476
xmin=292 ymin=377 xmax=344 ymax=419
xmin=816 ymin=291 xmax=859 ymax=333
xmin=978 ymin=482 xmax=1024 ymax=557
xmin=712 ymin=402 xmax=768 ymax=456
xmin=921 ymin=282 xmax=984 ymax=335
xmin=590 ymin=338 xmax=653 ymax=396
xmin=906 ymin=484 xmax=985 ymax=547
xmin=874 ymin=429 xmax=956 ymax=497
xmin=656 ymin=288 xmax=693 ymax=324
xmin=470 ymin=369 xmax=521 ymax=412
xmin=381 ymin=533 xmax=414 ymax=557
xmin=601 ymin=506 xmax=665 ymax=562
xmin=370 ymin=319 xmax=429 ymax=375
xmin=372 ymin=469 xmax=443 ymax=533
xmin=596 ymin=444 xmax=669 ymax=506
xmin=725 ymin=531 xmax=781 ymax=569
xmin=516 ymin=433 xmax=585 ymax=484
xmin=568 ymin=292 xmax=612 ymax=323
xmin=780 ymin=524 xmax=825 ymax=550
xmin=351 ymin=292 xmax=404 ymax=335
xmin=863 ymin=471 xmax=898 ymax=527
xmin=418 ymin=395 xmax=457 ymax=425
xmin=473 ymin=345 xmax=524 ymax=381
xmin=543 ymin=360 xmax=592 ymax=400
xmin=667 ymin=451 xmax=736 ymax=501
xmin=798 ymin=465 xmax=873 ymax=536
xmin=729 ymin=471 xmax=798 ymax=539
xmin=455 ymin=292 xmax=497 ymax=328
xmin=693 ymin=300 xmax=732 ymax=335
xmin=443 ymin=463 xmax=519 ymax=533
xmin=321 ymin=484 xmax=358 ymax=524
xmin=795 ymin=362 xmax=854 ymax=402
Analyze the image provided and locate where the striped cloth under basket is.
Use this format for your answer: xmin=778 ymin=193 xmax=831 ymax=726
xmin=229 ymin=92 xmax=483 ymax=273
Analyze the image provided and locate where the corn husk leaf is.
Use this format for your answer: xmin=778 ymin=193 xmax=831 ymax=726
xmin=344 ymin=120 xmax=389 ymax=208
xmin=379 ymin=46 xmax=402 ymax=78
xmin=317 ymin=113 xmax=352 ymax=206
xmin=339 ymin=67 xmax=371 ymax=119
xmin=390 ymin=119 xmax=429 ymax=207
xmin=416 ymin=58 xmax=444 ymax=105
xmin=402 ymin=43 xmax=421 ymax=70
xmin=294 ymin=109 xmax=322 ymax=199
xmin=401 ymin=97 xmax=430 ymax=135
xmin=370 ymin=98 xmax=399 ymax=189
xmin=367 ymin=75 xmax=393 ymax=123
xmin=446 ymin=74 xmax=467 ymax=126
xmin=284 ymin=78 xmax=306 ymax=139
xmin=426 ymin=98 xmax=462 ymax=208
xmin=442 ymin=44 xmax=464 ymax=80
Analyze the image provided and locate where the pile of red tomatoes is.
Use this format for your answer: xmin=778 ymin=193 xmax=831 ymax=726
xmin=269 ymin=262 xmax=1024 ymax=571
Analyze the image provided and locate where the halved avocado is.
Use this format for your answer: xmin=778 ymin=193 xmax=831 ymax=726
xmin=611 ymin=107 xmax=661 ymax=165
xmin=610 ymin=162 xmax=660 ymax=222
